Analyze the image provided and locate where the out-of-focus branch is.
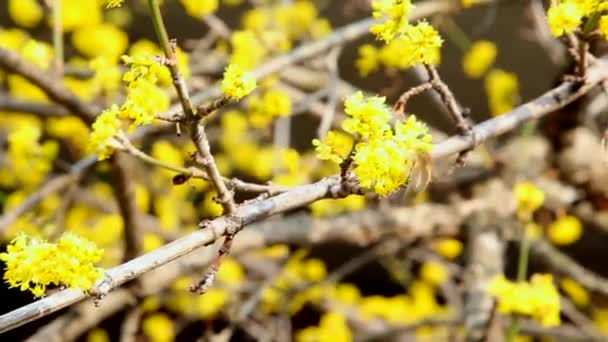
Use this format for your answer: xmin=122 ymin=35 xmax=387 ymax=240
xmin=0 ymin=95 xmax=67 ymax=117
xmin=0 ymin=47 xmax=97 ymax=123
xmin=531 ymin=238 xmax=608 ymax=296
xmin=110 ymin=154 xmax=142 ymax=262
xmin=463 ymin=212 xmax=505 ymax=342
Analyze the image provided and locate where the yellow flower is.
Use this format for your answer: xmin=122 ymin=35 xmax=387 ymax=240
xmin=0 ymin=232 xmax=104 ymax=297
xmin=309 ymin=195 xmax=365 ymax=217
xmin=432 ymin=239 xmax=463 ymax=259
xmin=143 ymin=233 xmax=164 ymax=253
xmin=229 ymin=30 xmax=267 ymax=69
xmin=87 ymin=328 xmax=110 ymax=342
xmin=88 ymin=105 xmax=122 ymax=160
xmin=72 ymin=23 xmax=129 ymax=60
xmin=55 ymin=0 xmax=102 ymax=32
xmin=461 ymin=0 xmax=482 ymax=8
xmin=312 ymin=131 xmax=354 ymax=164
xmin=462 ymin=40 xmax=497 ymax=79
xmin=370 ymin=0 xmax=415 ymax=42
xmin=547 ymin=215 xmax=583 ymax=245
xmin=398 ymin=21 xmax=443 ymax=66
xmin=547 ymin=1 xmax=583 ymax=37
xmin=560 ymin=277 xmax=589 ymax=307
xmin=296 ymin=311 xmax=352 ymax=342
xmin=485 ymin=68 xmax=519 ymax=116
xmin=514 ymin=181 xmax=544 ymax=220
xmin=217 ymin=258 xmax=244 ymax=285
xmin=9 ymin=0 xmax=43 ymax=28
xmin=419 ymin=261 xmax=449 ymax=286
xmin=142 ymin=313 xmax=174 ymax=342
xmin=488 ymin=274 xmax=560 ymax=327
xmin=197 ymin=288 xmax=228 ymax=319
xmin=356 ymin=44 xmax=380 ymax=77
xmin=221 ymin=64 xmax=257 ymax=100
xmin=20 ymin=39 xmax=54 ymax=70
xmin=180 ymin=0 xmax=218 ymax=17
xmin=600 ymin=15 xmax=608 ymax=40
xmin=248 ymin=89 xmax=292 ymax=128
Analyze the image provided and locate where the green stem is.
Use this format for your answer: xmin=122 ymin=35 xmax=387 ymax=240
xmin=440 ymin=16 xmax=471 ymax=53
xmin=146 ymin=0 xmax=195 ymax=117
xmin=582 ymin=12 xmax=601 ymax=37
xmin=506 ymin=215 xmax=532 ymax=341
xmin=52 ymin=0 xmax=63 ymax=77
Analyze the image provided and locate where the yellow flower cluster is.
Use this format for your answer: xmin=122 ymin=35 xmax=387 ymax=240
xmin=221 ymin=64 xmax=257 ymax=100
xmin=358 ymin=21 xmax=443 ymax=76
xmin=546 ymin=0 xmax=608 ymax=37
xmin=0 ymin=233 xmax=104 ymax=297
xmin=488 ymin=274 xmax=561 ymax=327
xmin=370 ymin=0 xmax=415 ymax=43
xmin=88 ymin=105 xmax=122 ymax=160
xmin=462 ymin=40 xmax=497 ymax=79
xmin=485 ymin=68 xmax=519 ymax=116
xmin=88 ymin=53 xmax=173 ymax=160
xmin=314 ymin=92 xmax=432 ymax=195
xmin=296 ymin=311 xmax=352 ymax=342
xmin=432 ymin=239 xmax=463 ymax=260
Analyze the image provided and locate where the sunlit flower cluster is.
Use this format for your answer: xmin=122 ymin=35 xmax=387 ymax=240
xmin=314 ymin=92 xmax=432 ymax=195
xmin=546 ymin=0 xmax=608 ymax=37
xmin=488 ymin=274 xmax=561 ymax=327
xmin=358 ymin=20 xmax=443 ymax=76
xmin=221 ymin=64 xmax=257 ymax=100
xmin=0 ymin=233 xmax=104 ymax=297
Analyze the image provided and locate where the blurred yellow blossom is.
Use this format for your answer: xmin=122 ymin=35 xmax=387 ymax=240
xmin=296 ymin=311 xmax=352 ymax=342
xmin=514 ymin=181 xmax=544 ymax=220
xmin=356 ymin=44 xmax=379 ymax=77
xmin=8 ymin=0 xmax=43 ymax=28
xmin=197 ymin=288 xmax=228 ymax=319
xmin=72 ymin=23 xmax=129 ymax=60
xmin=600 ymin=15 xmax=608 ymax=40
xmin=180 ymin=0 xmax=218 ymax=17
xmin=485 ymin=68 xmax=519 ymax=116
xmin=432 ymin=239 xmax=463 ymax=260
xmin=419 ymin=261 xmax=449 ymax=286
xmin=143 ymin=233 xmax=164 ymax=253
xmin=217 ymin=258 xmax=245 ymax=285
xmin=142 ymin=313 xmax=174 ymax=342
xmin=87 ymin=328 xmax=110 ymax=342
xmin=462 ymin=40 xmax=497 ymax=79
xmin=548 ymin=215 xmax=582 ymax=245
xmin=248 ymin=89 xmax=292 ymax=128
xmin=560 ymin=277 xmax=589 ymax=307
xmin=488 ymin=274 xmax=561 ymax=327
